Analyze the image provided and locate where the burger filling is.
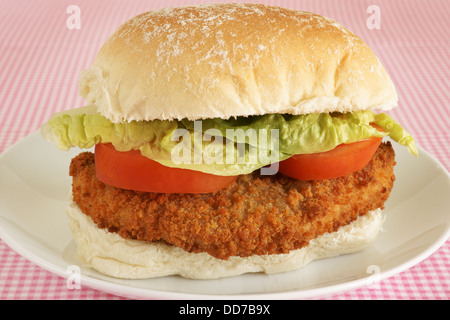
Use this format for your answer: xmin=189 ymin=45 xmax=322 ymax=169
xmin=41 ymin=106 xmax=416 ymax=259
xmin=69 ymin=142 xmax=395 ymax=260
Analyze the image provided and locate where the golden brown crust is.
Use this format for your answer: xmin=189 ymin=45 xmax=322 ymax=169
xmin=70 ymin=142 xmax=395 ymax=260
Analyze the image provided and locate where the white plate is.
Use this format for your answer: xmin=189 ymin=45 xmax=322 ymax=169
xmin=0 ymin=132 xmax=449 ymax=299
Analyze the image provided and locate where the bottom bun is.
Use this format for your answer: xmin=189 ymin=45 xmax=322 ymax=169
xmin=66 ymin=196 xmax=384 ymax=280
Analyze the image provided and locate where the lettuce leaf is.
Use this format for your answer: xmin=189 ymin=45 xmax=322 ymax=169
xmin=183 ymin=112 xmax=381 ymax=154
xmin=40 ymin=105 xmax=417 ymax=176
xmin=373 ymin=113 xmax=418 ymax=157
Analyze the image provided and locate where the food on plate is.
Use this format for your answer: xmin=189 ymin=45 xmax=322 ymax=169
xmin=40 ymin=3 xmax=417 ymax=279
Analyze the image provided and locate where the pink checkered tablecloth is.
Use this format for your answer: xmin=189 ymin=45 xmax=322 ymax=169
xmin=0 ymin=0 xmax=449 ymax=300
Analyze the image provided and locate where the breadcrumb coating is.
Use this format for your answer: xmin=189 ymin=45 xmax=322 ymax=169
xmin=70 ymin=142 xmax=395 ymax=260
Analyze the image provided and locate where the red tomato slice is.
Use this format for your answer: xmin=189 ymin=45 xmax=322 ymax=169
xmin=278 ymin=137 xmax=383 ymax=181
xmin=94 ymin=143 xmax=238 ymax=193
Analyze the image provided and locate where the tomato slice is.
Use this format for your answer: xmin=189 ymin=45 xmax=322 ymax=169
xmin=94 ymin=143 xmax=238 ymax=193
xmin=278 ymin=137 xmax=383 ymax=180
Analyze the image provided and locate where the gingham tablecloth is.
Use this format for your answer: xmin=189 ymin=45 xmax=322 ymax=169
xmin=0 ymin=0 xmax=449 ymax=300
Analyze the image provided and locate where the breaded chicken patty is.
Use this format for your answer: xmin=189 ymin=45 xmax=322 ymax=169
xmin=70 ymin=142 xmax=396 ymax=260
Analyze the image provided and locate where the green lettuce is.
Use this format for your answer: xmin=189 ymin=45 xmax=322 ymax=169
xmin=40 ymin=106 xmax=180 ymax=160
xmin=40 ymin=105 xmax=417 ymax=176
xmin=182 ymin=111 xmax=418 ymax=156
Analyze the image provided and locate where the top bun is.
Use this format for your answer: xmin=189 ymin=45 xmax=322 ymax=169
xmin=79 ymin=3 xmax=397 ymax=123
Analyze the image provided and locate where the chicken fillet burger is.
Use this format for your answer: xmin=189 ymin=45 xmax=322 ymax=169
xmin=41 ymin=3 xmax=417 ymax=279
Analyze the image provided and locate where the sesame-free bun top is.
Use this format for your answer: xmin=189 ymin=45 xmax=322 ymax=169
xmin=79 ymin=3 xmax=397 ymax=123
